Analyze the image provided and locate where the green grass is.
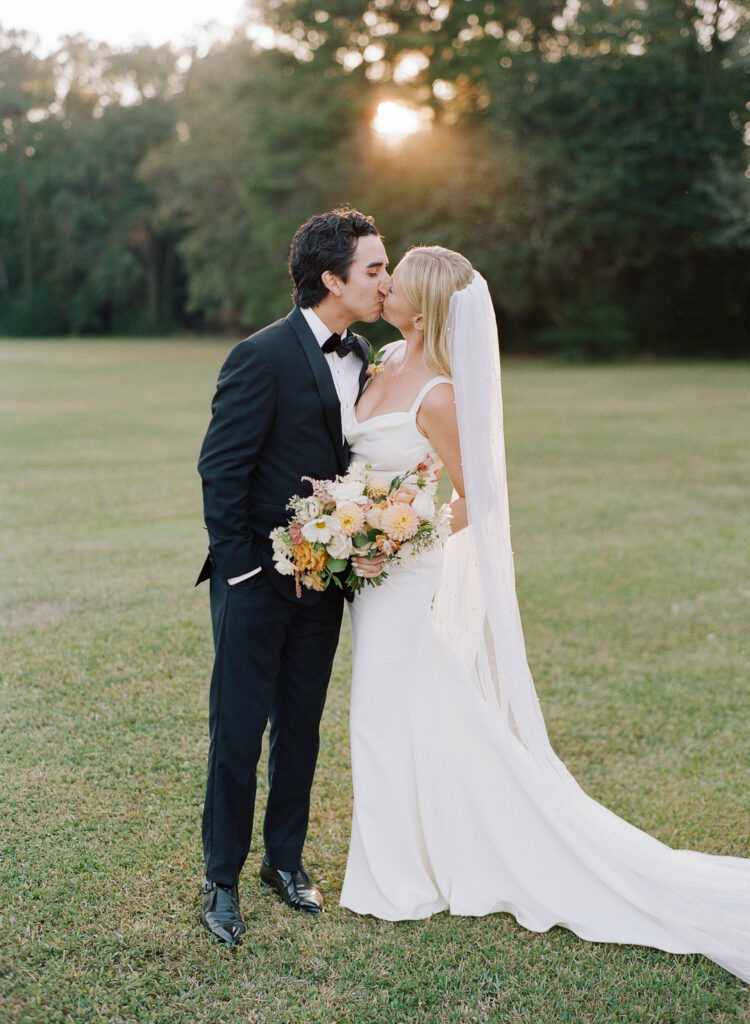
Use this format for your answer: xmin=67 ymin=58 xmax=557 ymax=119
xmin=1 ymin=340 xmax=748 ymax=1024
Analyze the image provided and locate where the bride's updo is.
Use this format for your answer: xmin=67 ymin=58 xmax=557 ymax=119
xmin=397 ymin=245 xmax=474 ymax=376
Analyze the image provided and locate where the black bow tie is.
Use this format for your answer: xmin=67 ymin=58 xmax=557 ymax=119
xmin=322 ymin=331 xmax=359 ymax=358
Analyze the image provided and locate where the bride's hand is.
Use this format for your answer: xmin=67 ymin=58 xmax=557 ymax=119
xmin=352 ymin=552 xmax=387 ymax=578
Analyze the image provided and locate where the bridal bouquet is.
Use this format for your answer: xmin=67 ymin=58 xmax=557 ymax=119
xmin=270 ymin=457 xmax=453 ymax=595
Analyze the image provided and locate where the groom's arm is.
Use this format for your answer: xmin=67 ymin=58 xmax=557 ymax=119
xmin=198 ymin=341 xmax=277 ymax=581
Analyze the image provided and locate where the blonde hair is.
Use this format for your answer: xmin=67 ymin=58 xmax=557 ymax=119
xmin=397 ymin=245 xmax=474 ymax=376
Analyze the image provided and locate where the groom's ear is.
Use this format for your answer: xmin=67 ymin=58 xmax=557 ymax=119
xmin=321 ymin=269 xmax=342 ymax=297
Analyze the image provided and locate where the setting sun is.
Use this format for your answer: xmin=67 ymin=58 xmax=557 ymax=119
xmin=372 ymin=101 xmax=430 ymax=141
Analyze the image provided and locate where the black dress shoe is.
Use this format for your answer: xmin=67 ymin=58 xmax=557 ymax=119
xmin=259 ymin=856 xmax=324 ymax=915
xmin=201 ymin=879 xmax=247 ymax=945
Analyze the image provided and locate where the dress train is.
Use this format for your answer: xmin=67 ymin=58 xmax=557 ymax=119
xmin=340 ymin=347 xmax=750 ymax=985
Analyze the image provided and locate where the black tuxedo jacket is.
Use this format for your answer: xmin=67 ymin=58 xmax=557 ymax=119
xmin=196 ymin=305 xmax=368 ymax=603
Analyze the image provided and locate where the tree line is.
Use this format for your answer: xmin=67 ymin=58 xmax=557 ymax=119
xmin=1 ymin=0 xmax=748 ymax=356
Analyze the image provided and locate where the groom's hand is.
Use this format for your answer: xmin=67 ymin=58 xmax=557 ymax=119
xmin=352 ymin=552 xmax=387 ymax=579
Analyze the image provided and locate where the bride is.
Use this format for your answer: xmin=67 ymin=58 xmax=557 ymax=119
xmin=339 ymin=245 xmax=750 ymax=984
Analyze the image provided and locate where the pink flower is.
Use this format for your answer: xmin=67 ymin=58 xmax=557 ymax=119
xmin=290 ymin=523 xmax=303 ymax=544
xmin=301 ymin=476 xmax=333 ymax=503
xmin=381 ymin=502 xmax=420 ymax=541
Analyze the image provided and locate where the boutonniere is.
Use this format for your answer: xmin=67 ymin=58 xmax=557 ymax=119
xmin=366 ymin=343 xmax=384 ymax=379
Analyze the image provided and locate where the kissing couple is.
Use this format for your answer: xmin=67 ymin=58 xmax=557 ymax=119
xmin=196 ymin=208 xmax=750 ymax=983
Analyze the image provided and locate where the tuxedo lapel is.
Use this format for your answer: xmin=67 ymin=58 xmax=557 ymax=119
xmin=288 ymin=306 xmax=348 ymax=474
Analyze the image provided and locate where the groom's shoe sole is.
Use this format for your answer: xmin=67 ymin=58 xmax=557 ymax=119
xmin=259 ymin=860 xmax=324 ymax=915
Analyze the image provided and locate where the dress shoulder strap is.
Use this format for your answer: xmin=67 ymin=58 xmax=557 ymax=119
xmin=408 ymin=376 xmax=453 ymax=415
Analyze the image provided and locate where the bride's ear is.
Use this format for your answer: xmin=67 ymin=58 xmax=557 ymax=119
xmin=414 ymin=313 xmax=424 ymax=333
xmin=321 ymin=269 xmax=342 ymax=297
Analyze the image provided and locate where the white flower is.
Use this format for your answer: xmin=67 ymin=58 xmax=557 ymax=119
xmin=270 ymin=527 xmax=293 ymax=556
xmin=434 ymin=504 xmax=453 ymax=542
xmin=396 ymin=540 xmax=415 ymax=561
xmin=411 ymin=489 xmax=436 ymax=521
xmin=301 ymin=516 xmax=338 ymax=544
xmin=365 ymin=504 xmax=383 ymax=530
xmin=273 ymin=552 xmax=296 ymax=576
xmin=347 ymin=461 xmax=367 ymax=481
xmin=328 ymin=476 xmax=366 ymax=503
xmin=326 ymin=532 xmax=353 ymax=559
xmin=299 ymin=498 xmax=322 ymax=521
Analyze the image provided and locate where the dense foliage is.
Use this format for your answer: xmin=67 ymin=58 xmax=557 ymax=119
xmin=0 ymin=0 xmax=748 ymax=354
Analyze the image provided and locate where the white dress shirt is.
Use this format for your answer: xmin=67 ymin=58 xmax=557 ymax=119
xmin=228 ymin=306 xmax=361 ymax=585
xmin=299 ymin=305 xmax=361 ymax=440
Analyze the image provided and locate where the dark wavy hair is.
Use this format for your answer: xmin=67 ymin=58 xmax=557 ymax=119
xmin=289 ymin=208 xmax=380 ymax=308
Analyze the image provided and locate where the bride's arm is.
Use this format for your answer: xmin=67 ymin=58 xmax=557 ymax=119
xmin=416 ymin=383 xmax=467 ymax=534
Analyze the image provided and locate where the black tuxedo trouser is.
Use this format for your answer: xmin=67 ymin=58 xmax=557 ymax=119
xmin=203 ymin=570 xmax=344 ymax=886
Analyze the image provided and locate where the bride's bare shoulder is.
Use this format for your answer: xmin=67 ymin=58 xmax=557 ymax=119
xmin=379 ymin=339 xmax=406 ymax=359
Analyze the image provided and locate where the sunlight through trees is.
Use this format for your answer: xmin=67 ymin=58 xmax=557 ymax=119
xmin=0 ymin=0 xmax=747 ymax=353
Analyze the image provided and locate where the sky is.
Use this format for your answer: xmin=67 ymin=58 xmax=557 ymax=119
xmin=1 ymin=0 xmax=250 ymax=54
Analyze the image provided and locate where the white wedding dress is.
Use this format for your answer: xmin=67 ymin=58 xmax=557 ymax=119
xmin=339 ymin=335 xmax=750 ymax=985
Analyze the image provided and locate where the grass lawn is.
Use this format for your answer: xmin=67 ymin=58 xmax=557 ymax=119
xmin=1 ymin=340 xmax=748 ymax=1024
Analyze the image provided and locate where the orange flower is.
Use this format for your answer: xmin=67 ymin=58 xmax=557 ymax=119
xmin=376 ymin=534 xmax=401 ymax=555
xmin=381 ymin=502 xmax=420 ymax=541
xmin=333 ymin=502 xmax=365 ymax=536
xmin=308 ymin=572 xmax=327 ymax=592
xmin=292 ymin=540 xmax=327 ymax=573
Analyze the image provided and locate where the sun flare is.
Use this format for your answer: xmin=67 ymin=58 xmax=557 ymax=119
xmin=372 ymin=101 xmax=428 ymax=141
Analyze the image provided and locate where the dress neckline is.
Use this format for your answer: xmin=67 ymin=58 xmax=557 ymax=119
xmin=353 ymin=341 xmax=451 ymax=426
xmin=353 ymin=408 xmax=412 ymax=426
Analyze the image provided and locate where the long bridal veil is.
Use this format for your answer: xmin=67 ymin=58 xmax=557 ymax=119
xmin=431 ymin=272 xmax=750 ymax=984
xmin=435 ymin=272 xmax=553 ymax=755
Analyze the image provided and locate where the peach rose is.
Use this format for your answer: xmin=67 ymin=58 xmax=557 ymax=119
xmin=389 ymin=485 xmax=419 ymax=505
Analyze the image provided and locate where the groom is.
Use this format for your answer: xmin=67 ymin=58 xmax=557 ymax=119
xmin=196 ymin=209 xmax=389 ymax=944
